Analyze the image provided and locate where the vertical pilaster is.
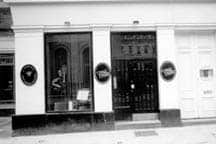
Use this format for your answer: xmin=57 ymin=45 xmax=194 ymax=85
xmin=157 ymin=27 xmax=181 ymax=126
xmin=15 ymin=28 xmax=45 ymax=115
xmin=93 ymin=28 xmax=112 ymax=112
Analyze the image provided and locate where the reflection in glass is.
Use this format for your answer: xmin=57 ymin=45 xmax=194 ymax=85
xmin=45 ymin=33 xmax=93 ymax=112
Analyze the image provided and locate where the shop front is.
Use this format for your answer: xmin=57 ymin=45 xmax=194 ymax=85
xmin=45 ymin=31 xmax=159 ymax=122
xmin=5 ymin=0 xmax=216 ymax=132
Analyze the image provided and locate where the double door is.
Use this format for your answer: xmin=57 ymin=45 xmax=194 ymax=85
xmin=112 ymin=59 xmax=159 ymax=120
xmin=176 ymin=31 xmax=216 ymax=118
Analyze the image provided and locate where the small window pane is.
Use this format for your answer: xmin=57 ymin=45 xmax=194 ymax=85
xmin=200 ymin=69 xmax=213 ymax=79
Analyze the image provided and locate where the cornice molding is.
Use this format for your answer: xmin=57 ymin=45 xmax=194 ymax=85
xmin=4 ymin=0 xmax=216 ymax=4
xmin=11 ymin=23 xmax=216 ymax=33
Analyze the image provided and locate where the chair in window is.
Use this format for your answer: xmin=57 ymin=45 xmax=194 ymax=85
xmin=75 ymin=88 xmax=91 ymax=111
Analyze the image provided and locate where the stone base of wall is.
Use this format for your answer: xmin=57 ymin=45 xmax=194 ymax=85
xmin=12 ymin=109 xmax=183 ymax=136
xmin=12 ymin=112 xmax=114 ymax=136
xmin=159 ymin=109 xmax=182 ymax=127
xmin=0 ymin=108 xmax=14 ymax=116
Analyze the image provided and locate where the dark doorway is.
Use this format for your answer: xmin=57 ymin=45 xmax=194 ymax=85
xmin=111 ymin=32 xmax=159 ymax=120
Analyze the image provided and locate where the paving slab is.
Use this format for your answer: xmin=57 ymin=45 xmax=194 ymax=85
xmin=0 ymin=124 xmax=216 ymax=144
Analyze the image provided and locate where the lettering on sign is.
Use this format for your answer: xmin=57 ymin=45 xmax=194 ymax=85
xmin=95 ymin=63 xmax=110 ymax=83
xmin=160 ymin=61 xmax=176 ymax=82
xmin=120 ymin=33 xmax=156 ymax=57
xmin=122 ymin=34 xmax=155 ymax=42
xmin=96 ymin=70 xmax=110 ymax=79
xmin=161 ymin=67 xmax=176 ymax=77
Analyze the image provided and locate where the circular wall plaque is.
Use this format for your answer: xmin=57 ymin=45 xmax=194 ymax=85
xmin=160 ymin=61 xmax=176 ymax=82
xmin=95 ymin=63 xmax=111 ymax=83
xmin=20 ymin=64 xmax=38 ymax=86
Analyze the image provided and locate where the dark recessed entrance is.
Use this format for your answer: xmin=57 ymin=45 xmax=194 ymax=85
xmin=111 ymin=32 xmax=159 ymax=120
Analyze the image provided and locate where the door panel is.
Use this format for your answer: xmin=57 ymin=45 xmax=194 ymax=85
xmin=129 ymin=59 xmax=158 ymax=113
xmin=112 ymin=60 xmax=132 ymax=120
xmin=177 ymin=32 xmax=198 ymax=118
xmin=177 ymin=31 xmax=216 ymax=119
xmin=196 ymin=32 xmax=216 ymax=118
xmin=178 ymin=52 xmax=198 ymax=118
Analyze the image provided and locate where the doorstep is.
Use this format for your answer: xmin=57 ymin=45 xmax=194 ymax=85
xmin=115 ymin=110 xmax=183 ymax=130
xmin=115 ymin=120 xmax=162 ymax=130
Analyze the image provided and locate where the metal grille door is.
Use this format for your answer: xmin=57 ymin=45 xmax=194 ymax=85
xmin=112 ymin=59 xmax=159 ymax=120
xmin=111 ymin=32 xmax=159 ymax=120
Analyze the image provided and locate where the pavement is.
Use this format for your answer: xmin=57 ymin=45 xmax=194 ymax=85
xmin=0 ymin=117 xmax=216 ymax=144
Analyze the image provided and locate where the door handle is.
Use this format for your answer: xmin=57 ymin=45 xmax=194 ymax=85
xmin=131 ymin=84 xmax=135 ymax=89
xmin=113 ymin=76 xmax=117 ymax=89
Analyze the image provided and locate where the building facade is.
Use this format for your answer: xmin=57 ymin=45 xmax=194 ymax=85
xmin=4 ymin=0 xmax=216 ymax=130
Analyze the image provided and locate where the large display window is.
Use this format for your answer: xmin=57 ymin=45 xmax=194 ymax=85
xmin=45 ymin=33 xmax=93 ymax=112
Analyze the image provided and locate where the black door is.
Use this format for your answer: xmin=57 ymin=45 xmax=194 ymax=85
xmin=128 ymin=59 xmax=158 ymax=113
xmin=111 ymin=32 xmax=159 ymax=120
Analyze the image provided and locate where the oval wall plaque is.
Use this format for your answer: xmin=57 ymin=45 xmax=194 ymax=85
xmin=95 ymin=63 xmax=111 ymax=83
xmin=160 ymin=61 xmax=176 ymax=82
xmin=20 ymin=64 xmax=38 ymax=86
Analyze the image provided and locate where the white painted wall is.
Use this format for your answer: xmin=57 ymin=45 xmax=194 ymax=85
xmin=93 ymin=29 xmax=112 ymax=112
xmin=157 ymin=28 xmax=179 ymax=110
xmin=15 ymin=30 xmax=45 ymax=114
xmin=8 ymin=3 xmax=216 ymax=26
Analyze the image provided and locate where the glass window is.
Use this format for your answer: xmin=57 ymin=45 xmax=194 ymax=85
xmin=45 ymin=33 xmax=93 ymax=112
xmin=111 ymin=32 xmax=156 ymax=59
xmin=200 ymin=69 xmax=213 ymax=79
xmin=0 ymin=54 xmax=14 ymax=104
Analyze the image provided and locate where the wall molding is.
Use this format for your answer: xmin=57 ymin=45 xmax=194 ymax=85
xmin=5 ymin=0 xmax=216 ymax=4
xmin=11 ymin=23 xmax=216 ymax=33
